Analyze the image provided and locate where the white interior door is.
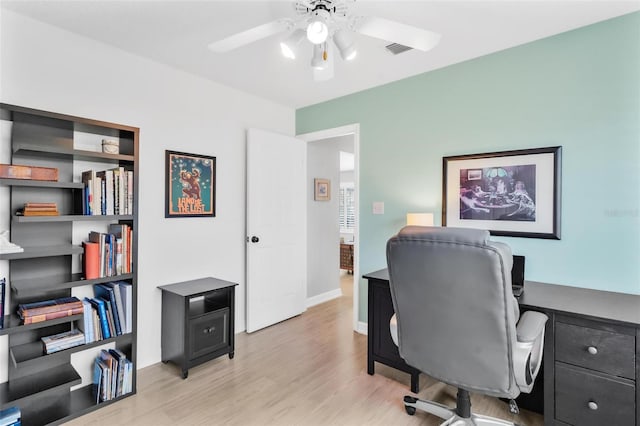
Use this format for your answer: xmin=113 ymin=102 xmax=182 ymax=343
xmin=246 ymin=128 xmax=307 ymax=333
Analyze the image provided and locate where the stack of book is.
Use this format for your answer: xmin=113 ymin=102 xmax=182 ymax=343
xmin=18 ymin=296 xmax=84 ymax=324
xmin=83 ymin=224 xmax=133 ymax=279
xmin=80 ymin=281 xmax=133 ymax=344
xmin=82 ymin=167 xmax=134 ymax=216
xmin=41 ymin=329 xmax=85 ymax=354
xmin=16 ymin=202 xmax=59 ymax=216
xmin=93 ymin=349 xmax=133 ymax=403
xmin=0 ymin=406 xmax=21 ymax=426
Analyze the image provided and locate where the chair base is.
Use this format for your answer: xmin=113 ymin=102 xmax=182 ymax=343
xmin=404 ymin=395 xmax=520 ymax=426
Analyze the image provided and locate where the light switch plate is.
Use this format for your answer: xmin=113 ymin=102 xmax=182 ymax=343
xmin=372 ymin=202 xmax=385 ymax=215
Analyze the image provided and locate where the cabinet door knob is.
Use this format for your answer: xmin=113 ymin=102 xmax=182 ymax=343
xmin=587 ymin=346 xmax=598 ymax=355
xmin=588 ymin=401 xmax=598 ymax=411
xmin=203 ymin=327 xmax=215 ymax=334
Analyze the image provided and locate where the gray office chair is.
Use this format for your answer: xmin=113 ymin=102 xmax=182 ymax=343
xmin=386 ymin=226 xmax=548 ymax=426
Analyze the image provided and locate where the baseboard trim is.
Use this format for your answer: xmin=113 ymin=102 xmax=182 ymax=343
xmin=356 ymin=321 xmax=368 ymax=335
xmin=306 ymin=288 xmax=343 ymax=308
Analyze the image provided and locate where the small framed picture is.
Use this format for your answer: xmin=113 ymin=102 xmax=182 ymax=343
xmin=314 ymin=178 xmax=330 ymax=201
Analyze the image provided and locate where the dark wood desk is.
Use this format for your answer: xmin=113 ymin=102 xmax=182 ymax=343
xmin=363 ymin=269 xmax=640 ymax=426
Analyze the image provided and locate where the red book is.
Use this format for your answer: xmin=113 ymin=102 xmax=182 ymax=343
xmin=83 ymin=241 xmax=100 ymax=279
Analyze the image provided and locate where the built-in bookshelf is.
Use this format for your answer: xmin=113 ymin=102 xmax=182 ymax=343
xmin=0 ymin=103 xmax=138 ymax=425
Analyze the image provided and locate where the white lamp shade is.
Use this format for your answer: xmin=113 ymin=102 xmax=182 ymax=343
xmin=280 ymin=29 xmax=306 ymax=59
xmin=333 ymin=29 xmax=357 ymax=61
xmin=406 ymin=213 xmax=434 ymax=226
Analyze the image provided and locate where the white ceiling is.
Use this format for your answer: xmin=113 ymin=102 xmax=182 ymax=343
xmin=2 ymin=1 xmax=639 ymax=109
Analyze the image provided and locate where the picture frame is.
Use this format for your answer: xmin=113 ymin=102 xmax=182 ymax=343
xmin=314 ymin=178 xmax=331 ymax=201
xmin=442 ymin=146 xmax=561 ymax=239
xmin=165 ymin=150 xmax=216 ymax=218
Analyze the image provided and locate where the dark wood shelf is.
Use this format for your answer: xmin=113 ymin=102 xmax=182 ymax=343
xmin=13 ymin=214 xmax=133 ymax=223
xmin=10 ymin=333 xmax=133 ymax=369
xmin=1 ymin=103 xmax=139 ymax=425
xmin=0 ymin=178 xmax=83 ymax=189
xmin=0 ymin=313 xmax=82 ymax=337
xmin=10 ymin=273 xmax=134 ymax=296
xmin=13 ymin=143 xmax=134 ymax=163
xmin=0 ymin=364 xmax=81 ymax=411
xmin=0 ymin=245 xmax=83 ymax=260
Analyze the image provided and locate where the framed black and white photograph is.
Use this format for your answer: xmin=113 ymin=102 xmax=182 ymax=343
xmin=442 ymin=146 xmax=561 ymax=239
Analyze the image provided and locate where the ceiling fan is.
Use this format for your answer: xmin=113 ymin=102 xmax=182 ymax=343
xmin=208 ymin=0 xmax=441 ymax=81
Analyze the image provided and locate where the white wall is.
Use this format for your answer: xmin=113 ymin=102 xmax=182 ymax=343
xmin=306 ymin=140 xmax=340 ymax=300
xmin=0 ymin=9 xmax=295 ymax=374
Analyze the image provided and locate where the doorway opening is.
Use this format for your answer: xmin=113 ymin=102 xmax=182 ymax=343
xmin=298 ymin=124 xmax=360 ymax=332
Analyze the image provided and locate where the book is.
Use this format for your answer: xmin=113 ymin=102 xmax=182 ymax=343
xmin=104 ymin=282 xmax=126 ymax=334
xmin=88 ymin=232 xmax=105 ymax=277
xmin=103 ymin=299 xmax=117 ymax=337
xmin=127 ymin=170 xmax=134 ymax=215
xmin=83 ymin=241 xmax=100 ymax=280
xmin=0 ymin=164 xmax=58 ymax=181
xmin=22 ymin=306 xmax=84 ymax=324
xmin=17 ymin=209 xmax=59 ymax=216
xmin=81 ymin=170 xmax=96 ymax=215
xmin=23 ymin=202 xmax=57 ymax=208
xmin=88 ymin=298 xmax=111 ymax=339
xmin=108 ymin=224 xmax=130 ymax=274
xmin=41 ymin=329 xmax=85 ymax=354
xmin=116 ymin=281 xmax=133 ymax=333
xmin=0 ymin=406 xmax=20 ymax=426
xmin=18 ymin=297 xmax=83 ymax=318
xmin=94 ymin=285 xmax=121 ymax=335
xmin=0 ymin=278 xmax=5 ymax=329
xmin=81 ymin=298 xmax=95 ymax=344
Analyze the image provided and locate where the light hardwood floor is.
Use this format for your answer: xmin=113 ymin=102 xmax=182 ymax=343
xmin=66 ymin=273 xmax=543 ymax=425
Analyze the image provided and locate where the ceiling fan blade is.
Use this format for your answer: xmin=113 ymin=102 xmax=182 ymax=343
xmin=208 ymin=19 xmax=292 ymax=53
xmin=352 ymin=16 xmax=441 ymax=52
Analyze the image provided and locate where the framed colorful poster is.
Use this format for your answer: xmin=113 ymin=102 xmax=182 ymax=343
xmin=442 ymin=146 xmax=561 ymax=239
xmin=165 ymin=150 xmax=216 ymax=218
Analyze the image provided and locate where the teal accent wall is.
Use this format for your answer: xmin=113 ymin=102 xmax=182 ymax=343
xmin=297 ymin=13 xmax=640 ymax=322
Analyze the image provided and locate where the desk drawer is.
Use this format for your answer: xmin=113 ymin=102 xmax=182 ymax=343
xmin=555 ymin=322 xmax=635 ymax=379
xmin=555 ymin=363 xmax=635 ymax=426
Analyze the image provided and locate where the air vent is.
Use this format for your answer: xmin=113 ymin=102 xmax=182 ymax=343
xmin=385 ymin=43 xmax=413 ymax=55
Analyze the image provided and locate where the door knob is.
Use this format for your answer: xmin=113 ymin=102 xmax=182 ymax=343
xmin=251 ymin=236 xmax=259 ymax=243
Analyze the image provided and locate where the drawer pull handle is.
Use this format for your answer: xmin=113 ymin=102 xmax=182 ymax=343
xmin=588 ymin=401 xmax=598 ymax=411
xmin=203 ymin=327 xmax=216 ymax=334
xmin=587 ymin=346 xmax=598 ymax=355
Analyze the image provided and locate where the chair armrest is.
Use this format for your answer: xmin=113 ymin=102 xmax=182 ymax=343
xmin=513 ymin=311 xmax=548 ymax=393
xmin=516 ymin=311 xmax=548 ymax=343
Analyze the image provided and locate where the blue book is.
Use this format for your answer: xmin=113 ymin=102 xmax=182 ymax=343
xmin=88 ymin=298 xmax=111 ymax=339
xmin=94 ymin=284 xmax=121 ymax=336
xmin=0 ymin=406 xmax=20 ymax=426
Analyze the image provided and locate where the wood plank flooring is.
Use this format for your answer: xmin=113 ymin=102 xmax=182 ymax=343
xmin=65 ymin=274 xmax=543 ymax=425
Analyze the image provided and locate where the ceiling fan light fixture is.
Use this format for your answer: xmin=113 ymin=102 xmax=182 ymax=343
xmin=280 ymin=29 xmax=306 ymax=59
xmin=333 ymin=29 xmax=357 ymax=61
xmin=306 ymin=12 xmax=329 ymax=44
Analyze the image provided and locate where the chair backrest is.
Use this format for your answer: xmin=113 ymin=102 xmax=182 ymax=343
xmin=386 ymin=226 xmax=520 ymax=398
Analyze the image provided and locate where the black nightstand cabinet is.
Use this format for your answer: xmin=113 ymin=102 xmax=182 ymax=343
xmin=158 ymin=277 xmax=237 ymax=379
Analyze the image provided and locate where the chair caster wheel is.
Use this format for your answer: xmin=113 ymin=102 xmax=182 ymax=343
xmin=403 ymin=396 xmax=417 ymax=416
xmin=405 ymin=406 xmax=416 ymax=416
